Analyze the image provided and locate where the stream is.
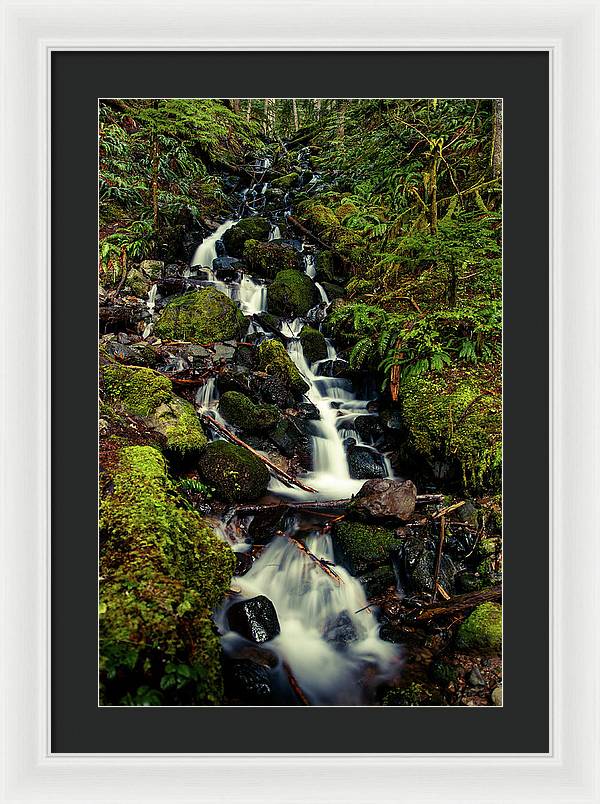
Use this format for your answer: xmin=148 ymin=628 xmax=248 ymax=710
xmin=154 ymin=160 xmax=402 ymax=704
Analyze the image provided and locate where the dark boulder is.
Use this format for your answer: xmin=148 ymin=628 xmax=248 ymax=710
xmin=222 ymin=217 xmax=271 ymax=258
xmin=391 ymin=535 xmax=458 ymax=596
xmin=347 ymin=445 xmax=388 ymax=479
xmin=234 ymin=551 xmax=253 ymax=576
xmin=224 ymin=659 xmax=274 ymax=704
xmin=323 ymin=611 xmax=358 ymax=649
xmin=227 ymin=595 xmax=281 ymax=643
xmin=354 ymin=414 xmax=385 ymax=446
xmin=349 ymin=478 xmax=417 ymax=523
xmin=269 ymin=416 xmax=313 ymax=469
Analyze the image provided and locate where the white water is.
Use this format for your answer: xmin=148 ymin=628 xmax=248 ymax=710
xmin=189 ymin=200 xmax=400 ymax=705
xmin=142 ymin=282 xmax=158 ymax=339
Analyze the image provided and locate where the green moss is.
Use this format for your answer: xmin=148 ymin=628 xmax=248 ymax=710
xmin=332 ymin=520 xmax=400 ymax=575
xmin=101 ymin=362 xmax=207 ymax=458
xmin=102 ymin=363 xmax=172 ymax=417
xmin=335 ymin=202 xmax=358 ymax=221
xmin=320 ymin=281 xmax=346 ymax=300
xmin=242 ymin=239 xmax=303 ymax=279
xmin=296 ymin=200 xmax=340 ymax=234
xmin=400 ymin=367 xmax=502 ymax=494
xmin=267 ymin=269 xmax=319 ymax=317
xmin=198 ymin=440 xmax=270 ymax=502
xmin=257 ymin=338 xmax=309 ymax=395
xmin=218 ymin=391 xmax=280 ymax=434
xmin=100 ymin=446 xmax=234 ymax=705
xmin=221 ymin=216 xmax=271 ymax=258
xmin=270 ymin=171 xmax=299 ymax=190
xmin=299 ymin=325 xmax=328 ymax=364
xmin=456 ymin=602 xmax=502 ymax=653
xmin=152 ymin=396 xmax=208 ymax=456
xmin=154 ymin=287 xmax=246 ymax=343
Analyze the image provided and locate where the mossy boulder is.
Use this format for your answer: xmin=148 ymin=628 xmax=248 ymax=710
xmin=296 ymin=200 xmax=339 ymax=235
xmin=221 ymin=216 xmax=271 ymax=258
xmin=332 ymin=520 xmax=400 ymax=575
xmin=101 ymin=361 xmax=207 ymax=458
xmin=300 ymin=325 xmax=328 ymax=364
xmin=270 ymin=171 xmax=299 ymax=190
xmin=242 ymin=239 xmax=303 ymax=279
xmin=399 ymin=366 xmax=502 ymax=494
xmin=456 ymin=602 xmax=502 ymax=654
xmin=151 ymin=396 xmax=208 ymax=456
xmin=257 ymin=338 xmax=309 ymax=397
xmin=198 ymin=440 xmax=270 ymax=502
xmin=99 ymin=446 xmax=234 ymax=705
xmin=218 ymin=391 xmax=280 ymax=434
xmin=267 ymin=269 xmax=319 ymax=317
xmin=320 ymin=281 xmax=346 ymax=300
xmin=154 ymin=287 xmax=246 ymax=343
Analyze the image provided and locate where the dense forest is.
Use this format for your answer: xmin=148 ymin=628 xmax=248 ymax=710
xmin=99 ymin=98 xmax=502 ymax=707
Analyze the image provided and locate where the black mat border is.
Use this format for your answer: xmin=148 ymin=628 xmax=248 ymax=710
xmin=52 ymin=51 xmax=549 ymax=753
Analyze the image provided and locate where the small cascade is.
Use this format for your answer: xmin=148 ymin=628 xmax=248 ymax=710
xmin=305 ymin=253 xmax=316 ymax=278
xmin=191 ymin=220 xmax=237 ymax=270
xmin=195 ymin=376 xmax=219 ymax=412
xmin=268 ymin=224 xmax=281 ymax=241
xmin=142 ymin=282 xmax=159 ymax=339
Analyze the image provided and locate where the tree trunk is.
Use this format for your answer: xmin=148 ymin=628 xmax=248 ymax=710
xmin=246 ymin=99 xmax=252 ymax=121
xmin=230 ymin=98 xmax=241 ymax=114
xmin=337 ymin=100 xmax=350 ymax=141
xmin=292 ymin=98 xmax=299 ymax=131
xmin=491 ymin=99 xmax=502 ymax=179
xmin=429 ymin=152 xmax=439 ymax=234
xmin=315 ymin=98 xmax=321 ymax=118
xmin=151 ymin=100 xmax=159 ymax=255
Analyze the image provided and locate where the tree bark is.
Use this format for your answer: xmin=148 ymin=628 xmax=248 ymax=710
xmin=404 ymin=585 xmax=502 ymax=624
xmin=292 ymin=98 xmax=299 ymax=132
xmin=337 ymin=99 xmax=350 ymax=141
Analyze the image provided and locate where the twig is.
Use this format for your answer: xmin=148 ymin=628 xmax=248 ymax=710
xmin=430 ymin=514 xmax=446 ymax=603
xmin=283 ymin=662 xmax=311 ymax=706
xmin=288 ymin=537 xmax=343 ymax=584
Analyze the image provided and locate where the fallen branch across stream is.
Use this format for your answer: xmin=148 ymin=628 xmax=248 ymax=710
xmin=283 ymin=661 xmax=311 ymax=705
xmin=200 ymin=413 xmax=318 ymax=494
xmin=403 ymin=585 xmax=502 ymax=625
xmin=232 ymin=493 xmax=444 ymax=517
xmin=288 ymin=536 xmax=343 ymax=584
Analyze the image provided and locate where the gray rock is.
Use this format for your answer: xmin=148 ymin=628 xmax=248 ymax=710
xmin=347 ymin=445 xmax=387 ymax=479
xmin=227 ymin=595 xmax=281 ymax=643
xmin=468 ymin=665 xmax=485 ymax=687
xmin=350 ymin=478 xmax=417 ymax=522
xmin=491 ymin=685 xmax=503 ymax=706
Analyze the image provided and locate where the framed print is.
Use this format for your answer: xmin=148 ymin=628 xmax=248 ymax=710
xmin=1 ymin=1 xmax=599 ymax=802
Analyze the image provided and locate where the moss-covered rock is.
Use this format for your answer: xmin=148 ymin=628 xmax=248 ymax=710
xmin=267 ymin=269 xmax=319 ymax=317
xmin=456 ymin=602 xmax=502 ymax=653
xmin=198 ymin=440 xmax=270 ymax=502
xmin=296 ymin=200 xmax=339 ymax=235
xmin=332 ymin=520 xmax=400 ymax=575
xmin=257 ymin=338 xmax=309 ymax=396
xmin=399 ymin=366 xmax=502 ymax=494
xmin=151 ymin=396 xmax=208 ymax=456
xmin=154 ymin=287 xmax=246 ymax=343
xmin=100 ymin=445 xmax=234 ymax=705
xmin=125 ymin=267 xmax=149 ymax=297
xmin=102 ymin=362 xmax=173 ymax=417
xmin=270 ymin=171 xmax=299 ymax=190
xmin=320 ymin=281 xmax=346 ymax=300
xmin=221 ymin=216 xmax=271 ymax=258
xmin=300 ymin=325 xmax=328 ymax=364
xmin=101 ymin=361 xmax=207 ymax=459
xmin=242 ymin=239 xmax=303 ymax=279
xmin=219 ymin=391 xmax=280 ymax=434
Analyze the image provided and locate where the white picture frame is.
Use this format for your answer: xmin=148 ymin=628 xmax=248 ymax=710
xmin=1 ymin=0 xmax=599 ymax=801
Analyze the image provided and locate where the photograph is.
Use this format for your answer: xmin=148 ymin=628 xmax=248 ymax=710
xmin=98 ymin=97 xmax=503 ymax=708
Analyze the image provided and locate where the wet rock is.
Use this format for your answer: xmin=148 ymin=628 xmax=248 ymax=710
xmin=215 ymin=238 xmax=226 ymax=257
xmin=391 ymin=535 xmax=458 ymax=596
xmin=234 ymin=552 xmax=253 ymax=576
xmin=270 ymin=171 xmax=299 ymax=190
xmin=269 ymin=416 xmax=312 ymax=469
xmin=212 ymin=256 xmax=243 ymax=280
xmin=323 ymin=611 xmax=358 ymax=649
xmin=222 ymin=216 xmax=271 ymax=258
xmin=455 ymin=603 xmax=502 ymax=654
xmin=231 ymin=644 xmax=279 ymax=668
xmin=198 ymin=440 xmax=270 ymax=502
xmin=253 ymin=312 xmax=284 ymax=337
xmin=320 ymin=281 xmax=345 ymax=300
xmin=242 ymin=239 xmax=303 ymax=279
xmin=343 ymin=437 xmax=357 ymax=449
xmin=257 ymin=374 xmax=294 ymax=408
xmin=359 ymin=565 xmax=397 ymax=597
xmin=212 ymin=343 xmax=237 ymax=362
xmin=354 ymin=414 xmax=385 ymax=445
xmin=347 ymin=445 xmax=387 ymax=480
xmin=219 ymin=391 xmax=280 ymax=434
xmin=154 ymin=287 xmax=246 ymax=343
xmin=350 ymin=478 xmax=417 ymax=523
xmin=257 ymin=339 xmax=310 ymax=399
xmin=216 ymin=368 xmax=251 ymax=396
xmin=248 ymin=506 xmax=287 ymax=545
xmin=267 ymin=269 xmax=319 ymax=318
xmin=314 ymin=358 xmax=352 ymax=379
xmin=332 ymin=520 xmax=401 ymax=575
xmin=224 ymin=659 xmax=274 ymax=703
xmin=227 ymin=595 xmax=281 ymax=643
xmin=297 ymin=401 xmax=320 ymax=420
xmin=380 ymin=409 xmax=404 ymax=431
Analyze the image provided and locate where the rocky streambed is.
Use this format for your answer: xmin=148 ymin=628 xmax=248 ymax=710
xmin=99 ymin=150 xmax=502 ymax=707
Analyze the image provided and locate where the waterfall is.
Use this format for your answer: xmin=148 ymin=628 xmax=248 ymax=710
xmin=142 ymin=282 xmax=158 ymax=339
xmin=191 ymin=220 xmax=237 ymax=269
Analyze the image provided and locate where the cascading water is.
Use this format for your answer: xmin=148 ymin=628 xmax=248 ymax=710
xmin=142 ymin=282 xmax=159 ymax=339
xmin=190 ymin=202 xmax=400 ymax=705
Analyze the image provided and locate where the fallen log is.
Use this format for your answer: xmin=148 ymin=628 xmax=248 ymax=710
xmin=287 ymin=215 xmax=332 ymax=252
xmin=288 ymin=537 xmax=343 ymax=584
xmin=232 ymin=493 xmax=444 ymax=517
xmin=201 ymin=413 xmax=318 ymax=494
xmin=404 ymin=585 xmax=502 ymax=625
